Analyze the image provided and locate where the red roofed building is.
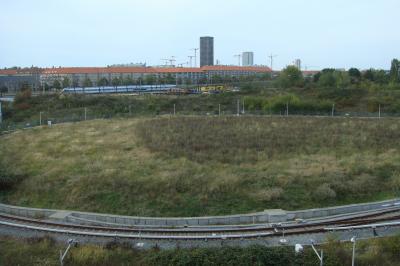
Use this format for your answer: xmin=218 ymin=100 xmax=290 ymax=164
xmin=39 ymin=65 xmax=271 ymax=87
xmin=0 ymin=65 xmax=271 ymax=91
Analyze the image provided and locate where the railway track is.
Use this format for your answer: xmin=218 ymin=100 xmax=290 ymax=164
xmin=1 ymin=207 xmax=400 ymax=240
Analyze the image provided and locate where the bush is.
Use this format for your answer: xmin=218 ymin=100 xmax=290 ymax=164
xmin=255 ymin=187 xmax=284 ymax=202
xmin=313 ymin=184 xmax=336 ymax=201
xmin=0 ymin=162 xmax=22 ymax=190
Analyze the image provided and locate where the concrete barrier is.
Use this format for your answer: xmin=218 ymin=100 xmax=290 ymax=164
xmin=1 ymin=198 xmax=399 ymax=226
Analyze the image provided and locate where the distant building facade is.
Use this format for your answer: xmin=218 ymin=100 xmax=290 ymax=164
xmin=0 ymin=69 xmax=41 ymax=92
xmin=200 ymin=36 xmax=214 ymax=67
xmin=0 ymin=65 xmax=272 ymax=90
xmin=242 ymin=52 xmax=254 ymax=66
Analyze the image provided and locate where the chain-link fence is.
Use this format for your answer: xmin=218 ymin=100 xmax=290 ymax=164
xmin=1 ymin=103 xmax=399 ymax=135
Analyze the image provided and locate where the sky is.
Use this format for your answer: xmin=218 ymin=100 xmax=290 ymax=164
xmin=0 ymin=0 xmax=399 ymax=70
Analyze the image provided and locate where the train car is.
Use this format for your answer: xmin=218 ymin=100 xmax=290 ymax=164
xmin=62 ymin=85 xmax=176 ymax=95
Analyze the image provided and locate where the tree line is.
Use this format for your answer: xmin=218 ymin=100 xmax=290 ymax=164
xmin=278 ymin=58 xmax=400 ymax=89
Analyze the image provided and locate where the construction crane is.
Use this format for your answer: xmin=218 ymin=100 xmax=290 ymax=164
xmin=169 ymin=56 xmax=176 ymax=67
xmin=178 ymin=62 xmax=190 ymax=68
xmin=161 ymin=59 xmax=170 ymax=66
xmin=268 ymin=54 xmax=278 ymax=71
xmin=188 ymin=56 xmax=195 ymax=67
xmin=191 ymin=48 xmax=199 ymax=67
xmin=234 ymin=54 xmax=241 ymax=66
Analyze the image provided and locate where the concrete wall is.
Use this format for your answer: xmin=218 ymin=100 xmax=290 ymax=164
xmin=0 ymin=203 xmax=55 ymax=219
xmin=1 ymin=198 xmax=399 ymax=226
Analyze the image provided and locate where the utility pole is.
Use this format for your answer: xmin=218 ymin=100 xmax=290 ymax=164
xmin=234 ymin=54 xmax=242 ymax=66
xmin=268 ymin=54 xmax=278 ymax=71
xmin=191 ymin=48 xmax=199 ymax=67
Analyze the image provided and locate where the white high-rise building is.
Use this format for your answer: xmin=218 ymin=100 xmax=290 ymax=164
xmin=294 ymin=59 xmax=301 ymax=69
xmin=242 ymin=52 xmax=254 ymax=66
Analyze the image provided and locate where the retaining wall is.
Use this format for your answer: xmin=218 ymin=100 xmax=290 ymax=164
xmin=1 ymin=198 xmax=399 ymax=226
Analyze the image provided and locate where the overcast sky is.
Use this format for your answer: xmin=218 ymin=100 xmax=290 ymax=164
xmin=0 ymin=0 xmax=399 ymax=70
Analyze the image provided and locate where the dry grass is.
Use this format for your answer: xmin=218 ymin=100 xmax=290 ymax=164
xmin=0 ymin=117 xmax=400 ymax=216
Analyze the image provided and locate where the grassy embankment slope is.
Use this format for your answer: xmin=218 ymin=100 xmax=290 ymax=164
xmin=1 ymin=235 xmax=400 ymax=266
xmin=1 ymin=116 xmax=400 ymax=217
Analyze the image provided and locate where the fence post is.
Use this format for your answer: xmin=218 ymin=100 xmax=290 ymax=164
xmin=378 ymin=104 xmax=381 ymax=119
xmin=173 ymin=104 xmax=176 ymax=115
xmin=331 ymin=103 xmax=335 ymax=117
xmin=286 ymin=102 xmax=289 ymax=117
xmin=84 ymin=108 xmax=87 ymax=121
xmin=219 ymin=104 xmax=221 ymax=116
xmin=237 ymin=99 xmax=240 ymax=116
xmin=40 ymin=112 xmax=43 ymax=126
xmin=129 ymin=105 xmax=131 ymax=116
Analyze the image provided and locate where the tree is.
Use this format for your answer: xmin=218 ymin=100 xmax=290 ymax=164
xmin=165 ymin=74 xmax=176 ymax=84
xmin=123 ymin=76 xmax=134 ymax=86
xmin=62 ymin=77 xmax=70 ymax=88
xmin=14 ymin=87 xmax=32 ymax=110
xmin=72 ymin=79 xmax=79 ymax=88
xmin=348 ymin=68 xmax=361 ymax=84
xmin=82 ymin=78 xmax=93 ymax=88
xmin=278 ymin=66 xmax=304 ymax=88
xmin=333 ymin=71 xmax=350 ymax=88
xmin=363 ymin=69 xmax=389 ymax=84
xmin=144 ymin=75 xmax=156 ymax=85
xmin=53 ymin=80 xmax=61 ymax=90
xmin=0 ymin=86 xmax=8 ymax=96
xmin=111 ymin=77 xmax=121 ymax=87
xmin=97 ymin=77 xmax=109 ymax=86
xmin=317 ymin=69 xmax=337 ymax=88
xmin=390 ymin=59 xmax=400 ymax=83
xmin=363 ymin=69 xmax=375 ymax=82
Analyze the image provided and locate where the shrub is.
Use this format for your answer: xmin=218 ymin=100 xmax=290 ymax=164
xmin=313 ymin=184 xmax=336 ymax=201
xmin=255 ymin=187 xmax=284 ymax=202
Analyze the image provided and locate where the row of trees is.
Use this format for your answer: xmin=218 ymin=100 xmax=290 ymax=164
xmin=278 ymin=59 xmax=400 ymax=89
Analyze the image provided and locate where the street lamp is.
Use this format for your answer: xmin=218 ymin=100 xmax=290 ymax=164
xmin=296 ymin=240 xmax=328 ymax=265
xmin=351 ymin=236 xmax=356 ymax=266
xmin=59 ymin=239 xmax=77 ymax=266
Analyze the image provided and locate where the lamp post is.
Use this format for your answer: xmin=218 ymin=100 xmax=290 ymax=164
xmin=351 ymin=236 xmax=356 ymax=266
xmin=294 ymin=242 xmax=323 ymax=266
xmin=59 ymin=239 xmax=77 ymax=266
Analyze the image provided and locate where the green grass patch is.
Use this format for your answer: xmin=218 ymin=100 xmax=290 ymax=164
xmin=0 ymin=117 xmax=400 ymax=216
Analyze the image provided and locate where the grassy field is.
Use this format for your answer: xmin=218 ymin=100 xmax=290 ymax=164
xmin=1 ymin=235 xmax=400 ymax=266
xmin=1 ymin=116 xmax=400 ymax=217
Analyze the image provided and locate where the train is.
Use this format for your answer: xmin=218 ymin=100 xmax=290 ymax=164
xmin=61 ymin=84 xmax=177 ymax=95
